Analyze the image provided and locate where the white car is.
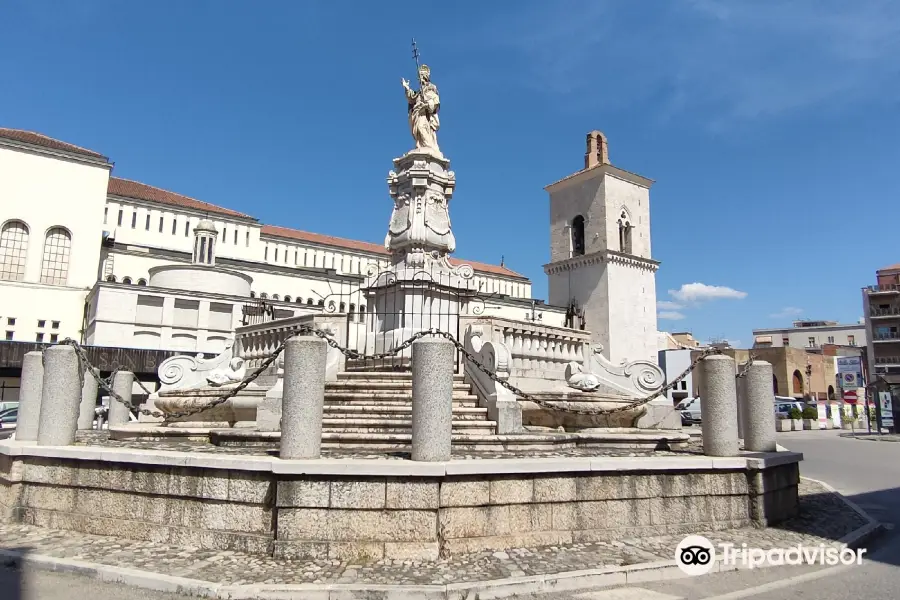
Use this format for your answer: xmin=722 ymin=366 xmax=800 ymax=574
xmin=677 ymin=397 xmax=702 ymax=425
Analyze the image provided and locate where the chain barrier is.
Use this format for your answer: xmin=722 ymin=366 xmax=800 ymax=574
xmin=58 ymin=328 xmax=726 ymax=425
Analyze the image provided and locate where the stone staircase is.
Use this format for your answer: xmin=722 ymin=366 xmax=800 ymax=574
xmin=319 ymin=371 xmax=497 ymax=447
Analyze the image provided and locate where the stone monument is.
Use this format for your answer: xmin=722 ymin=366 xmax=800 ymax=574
xmin=366 ymin=54 xmax=476 ymax=361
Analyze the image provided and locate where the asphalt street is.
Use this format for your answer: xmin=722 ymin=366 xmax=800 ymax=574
xmin=2 ymin=429 xmax=897 ymax=599
xmin=527 ymin=429 xmax=900 ymax=600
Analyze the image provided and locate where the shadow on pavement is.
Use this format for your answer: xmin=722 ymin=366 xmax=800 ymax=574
xmin=1 ymin=546 xmax=30 ymax=600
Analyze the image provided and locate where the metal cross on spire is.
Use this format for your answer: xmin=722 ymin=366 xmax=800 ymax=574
xmin=411 ymin=38 xmax=421 ymax=72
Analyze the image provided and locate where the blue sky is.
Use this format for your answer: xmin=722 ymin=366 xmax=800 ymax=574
xmin=3 ymin=0 xmax=900 ymax=347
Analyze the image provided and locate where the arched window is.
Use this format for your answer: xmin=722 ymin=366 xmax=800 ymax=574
xmin=339 ymin=302 xmax=346 ymax=312
xmin=122 ymin=277 xmax=133 ymax=285
xmin=307 ymin=298 xmax=314 ymax=305
xmin=570 ymin=216 xmax=585 ymax=257
xmin=137 ymin=278 xmax=147 ymax=286
xmin=617 ymin=210 xmax=633 ymax=254
xmin=250 ymin=291 xmax=256 ymax=298
xmin=260 ymin=293 xmax=269 ymax=299
xmin=272 ymin=294 xmax=281 ymax=301
xmin=39 ymin=227 xmax=72 ymax=285
xmin=0 ymin=220 xmax=30 ymax=282
xmin=359 ymin=304 xmax=366 ymax=314
xmin=827 ymin=385 xmax=835 ymax=400
xmin=295 ymin=297 xmax=303 ymax=304
xmin=792 ymin=370 xmax=804 ymax=396
xmin=317 ymin=299 xmax=324 ymax=307
xmin=284 ymin=295 xmax=292 ymax=302
xmin=105 ymin=274 xmax=117 ymax=282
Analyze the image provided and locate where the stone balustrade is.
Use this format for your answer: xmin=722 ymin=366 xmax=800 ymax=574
xmin=235 ymin=313 xmax=347 ymax=376
xmin=462 ymin=316 xmax=591 ymax=384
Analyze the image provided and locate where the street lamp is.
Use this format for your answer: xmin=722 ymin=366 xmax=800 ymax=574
xmin=525 ymin=300 xmax=543 ymax=323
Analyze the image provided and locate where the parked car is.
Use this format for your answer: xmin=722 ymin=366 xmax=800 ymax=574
xmin=774 ymin=398 xmax=806 ymax=419
xmin=677 ymin=397 xmax=702 ymax=425
xmin=0 ymin=406 xmax=18 ymax=429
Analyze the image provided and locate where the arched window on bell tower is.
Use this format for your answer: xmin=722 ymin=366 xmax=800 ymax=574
xmin=571 ymin=215 xmax=585 ymax=257
xmin=617 ymin=210 xmax=632 ymax=254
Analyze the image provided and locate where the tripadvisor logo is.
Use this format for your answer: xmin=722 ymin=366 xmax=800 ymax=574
xmin=675 ymin=535 xmax=868 ymax=576
xmin=676 ymin=535 xmax=716 ymax=576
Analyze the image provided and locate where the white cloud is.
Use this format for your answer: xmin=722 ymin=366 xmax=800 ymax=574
xmin=482 ymin=0 xmax=900 ymax=126
xmin=658 ymin=311 xmax=686 ymax=321
xmin=668 ymin=283 xmax=747 ymax=304
xmin=657 ymin=300 xmax=684 ymax=310
xmin=770 ymin=306 xmax=804 ymax=319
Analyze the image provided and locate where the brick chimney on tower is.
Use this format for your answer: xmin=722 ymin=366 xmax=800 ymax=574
xmin=584 ymin=130 xmax=609 ymax=169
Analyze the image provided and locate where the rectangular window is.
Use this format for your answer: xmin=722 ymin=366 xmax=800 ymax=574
xmin=7 ymin=317 xmax=15 ymax=326
xmin=172 ymin=219 xmax=177 ymax=235
xmin=145 ymin=214 xmax=151 ymax=230
xmin=848 ymin=335 xmax=856 ymax=346
xmin=304 ymin=251 xmax=308 ymax=266
xmin=37 ymin=319 xmax=45 ymax=328
xmin=294 ymin=250 xmax=298 ymax=265
xmin=782 ymin=337 xmax=789 ymax=346
xmin=234 ymin=229 xmax=238 ymax=245
xmin=173 ymin=299 xmax=200 ymax=328
xmin=131 ymin=211 xmax=137 ymax=228
xmin=117 ymin=209 xmax=123 ymax=226
xmin=184 ymin=221 xmax=190 ymax=237
xmin=274 ymin=248 xmax=278 ymax=262
xmin=104 ymin=207 xmax=108 ymax=224
xmin=5 ymin=331 xmax=12 ymax=341
xmin=245 ymin=231 xmax=250 ymax=247
xmin=222 ymin=227 xmax=227 ymax=243
xmin=35 ymin=332 xmax=44 ymax=343
xmin=135 ymin=295 xmax=164 ymax=325
xmin=827 ymin=336 xmax=835 ymax=344
xmin=159 ymin=216 xmax=164 ymax=233
xmin=807 ymin=337 xmax=816 ymax=348
xmin=51 ymin=321 xmax=59 ymax=329
xmin=50 ymin=333 xmax=58 ymax=343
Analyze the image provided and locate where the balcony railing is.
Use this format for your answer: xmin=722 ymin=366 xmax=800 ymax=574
xmin=873 ymin=331 xmax=900 ymax=342
xmin=866 ymin=284 xmax=900 ymax=293
xmin=875 ymin=356 xmax=900 ymax=365
xmin=870 ymin=307 xmax=900 ymax=317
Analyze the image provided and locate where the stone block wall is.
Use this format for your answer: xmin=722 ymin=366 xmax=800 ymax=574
xmin=4 ymin=456 xmax=274 ymax=553
xmin=0 ymin=450 xmax=803 ymax=561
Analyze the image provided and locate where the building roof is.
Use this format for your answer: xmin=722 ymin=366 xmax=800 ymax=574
xmin=261 ymin=224 xmax=526 ymax=279
xmin=108 ymin=177 xmax=255 ymax=220
xmin=878 ymin=263 xmax=900 ymax=272
xmin=0 ymin=128 xmax=108 ymax=160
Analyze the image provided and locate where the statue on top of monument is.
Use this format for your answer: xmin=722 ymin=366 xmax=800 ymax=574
xmin=402 ymin=46 xmax=443 ymax=159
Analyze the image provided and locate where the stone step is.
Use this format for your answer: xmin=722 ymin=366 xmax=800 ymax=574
xmin=338 ymin=372 xmax=466 ymax=381
xmin=326 ymin=381 xmax=472 ymax=391
xmin=324 ymin=405 xmax=488 ymax=418
xmin=321 ymin=417 xmax=495 ymax=429
xmin=323 ymin=399 xmax=478 ymax=408
xmin=324 ymin=391 xmax=477 ymax=401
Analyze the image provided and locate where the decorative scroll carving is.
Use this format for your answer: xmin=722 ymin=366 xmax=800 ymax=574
xmin=567 ymin=343 xmax=665 ymax=396
xmin=158 ymin=339 xmax=240 ymax=392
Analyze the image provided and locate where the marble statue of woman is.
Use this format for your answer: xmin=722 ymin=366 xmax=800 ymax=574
xmin=402 ymin=64 xmax=443 ymax=159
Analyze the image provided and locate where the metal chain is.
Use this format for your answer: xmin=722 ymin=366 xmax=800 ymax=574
xmin=735 ymin=353 xmax=758 ymax=379
xmin=58 ymin=329 xmax=722 ymax=423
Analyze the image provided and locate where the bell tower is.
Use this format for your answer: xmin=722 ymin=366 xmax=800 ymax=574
xmin=544 ymin=131 xmax=659 ymax=364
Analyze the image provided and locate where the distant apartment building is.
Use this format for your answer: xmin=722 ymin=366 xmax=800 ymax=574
xmin=752 ymin=320 xmax=865 ymax=350
xmin=862 ymin=264 xmax=900 ymax=379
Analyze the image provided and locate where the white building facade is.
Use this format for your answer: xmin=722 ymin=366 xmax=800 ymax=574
xmin=752 ymin=320 xmax=866 ymax=350
xmin=1 ymin=128 xmax=564 ymax=357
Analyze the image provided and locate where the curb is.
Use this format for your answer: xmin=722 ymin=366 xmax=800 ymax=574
xmin=800 ymin=476 xmax=887 ymax=550
xmin=0 ymin=481 xmax=887 ymax=600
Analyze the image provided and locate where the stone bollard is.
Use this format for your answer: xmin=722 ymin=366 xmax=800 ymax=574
xmin=742 ymin=361 xmax=777 ymax=452
xmin=411 ymin=337 xmax=454 ymax=462
xmin=16 ymin=351 xmax=45 ymax=442
xmin=77 ymin=368 xmax=100 ymax=430
xmin=108 ymin=371 xmax=135 ymax=427
xmin=699 ymin=355 xmax=740 ymax=457
xmin=36 ymin=346 xmax=81 ymax=446
xmin=280 ymin=335 xmax=327 ymax=459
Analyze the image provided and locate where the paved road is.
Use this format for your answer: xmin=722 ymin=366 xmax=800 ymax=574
xmin=526 ymin=429 xmax=900 ymax=600
xmin=0 ymin=564 xmax=190 ymax=600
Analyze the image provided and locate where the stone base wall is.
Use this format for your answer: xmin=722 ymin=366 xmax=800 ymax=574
xmin=0 ymin=449 xmax=802 ymax=561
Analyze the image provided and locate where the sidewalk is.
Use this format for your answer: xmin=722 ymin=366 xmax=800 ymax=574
xmin=0 ymin=478 xmax=882 ymax=599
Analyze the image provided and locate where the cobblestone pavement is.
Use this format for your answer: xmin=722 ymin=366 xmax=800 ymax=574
xmin=74 ymin=430 xmax=709 ymax=459
xmin=0 ymin=479 xmax=865 ymax=588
